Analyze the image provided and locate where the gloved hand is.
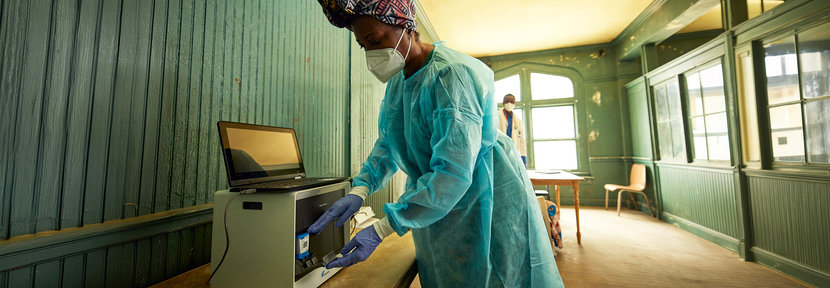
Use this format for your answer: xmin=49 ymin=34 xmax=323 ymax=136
xmin=307 ymin=194 xmax=363 ymax=234
xmin=325 ymin=226 xmax=382 ymax=269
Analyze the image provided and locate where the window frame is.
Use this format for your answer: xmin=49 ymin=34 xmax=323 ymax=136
xmin=493 ymin=63 xmax=588 ymax=173
xmin=652 ymin=77 xmax=690 ymax=163
xmin=681 ymin=58 xmax=732 ymax=164
xmin=756 ymin=21 xmax=830 ymax=171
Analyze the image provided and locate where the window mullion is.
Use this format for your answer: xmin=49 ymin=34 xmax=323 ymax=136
xmin=767 ymin=99 xmax=803 ymax=107
xmin=795 ymin=34 xmax=809 ymax=164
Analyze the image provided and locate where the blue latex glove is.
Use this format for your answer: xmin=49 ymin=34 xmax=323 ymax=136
xmin=308 ymin=194 xmax=363 ymax=234
xmin=521 ymin=156 xmax=527 ymax=165
xmin=325 ymin=226 xmax=382 ymax=269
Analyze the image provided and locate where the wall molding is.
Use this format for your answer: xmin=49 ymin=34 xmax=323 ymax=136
xmin=613 ymin=0 xmax=670 ymax=44
xmin=0 ymin=204 xmax=213 ymax=271
xmin=656 ymin=162 xmax=735 ymax=173
xmin=589 ymin=156 xmax=653 ymax=162
xmin=751 ymin=247 xmax=830 ymax=287
xmin=661 ymin=212 xmax=741 ymax=254
xmin=745 ymin=169 xmax=830 ymax=184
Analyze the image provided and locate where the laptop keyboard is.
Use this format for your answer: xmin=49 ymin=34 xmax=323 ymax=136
xmin=244 ymin=178 xmax=329 ymax=189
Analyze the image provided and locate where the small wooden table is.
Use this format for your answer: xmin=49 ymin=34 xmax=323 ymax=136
xmin=527 ymin=170 xmax=585 ymax=244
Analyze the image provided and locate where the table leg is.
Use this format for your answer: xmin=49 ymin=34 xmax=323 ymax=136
xmin=555 ymin=185 xmax=561 ymax=209
xmin=574 ymin=181 xmax=581 ymax=245
xmin=545 ymin=185 xmax=550 ymax=201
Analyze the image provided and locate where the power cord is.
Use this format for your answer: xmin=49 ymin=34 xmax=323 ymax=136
xmin=205 ymin=189 xmax=255 ymax=285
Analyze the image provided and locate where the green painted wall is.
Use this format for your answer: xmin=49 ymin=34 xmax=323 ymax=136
xmin=747 ymin=172 xmax=830 ymax=283
xmin=0 ymin=0 xmax=361 ymax=286
xmin=656 ymin=30 xmax=722 ymax=67
xmin=657 ymin=165 xmax=740 ymax=239
xmin=625 ymin=78 xmax=660 ymax=214
xmin=478 ymin=44 xmax=642 ymax=207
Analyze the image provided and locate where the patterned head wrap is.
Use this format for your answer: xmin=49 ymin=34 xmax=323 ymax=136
xmin=317 ymin=0 xmax=418 ymax=32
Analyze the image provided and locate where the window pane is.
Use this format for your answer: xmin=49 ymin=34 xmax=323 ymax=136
xmin=705 ymin=113 xmax=730 ymax=160
xmin=769 ymin=104 xmax=805 ymax=162
xmin=765 ymin=55 xmax=782 ymax=77
xmin=783 ymin=54 xmax=798 ymax=75
xmin=805 ymin=98 xmax=830 ymax=163
xmin=705 ymin=112 xmax=728 ymax=134
xmin=495 ymin=74 xmax=522 ymax=102
xmin=512 ymin=108 xmax=523 ymax=123
xmin=765 ymin=36 xmax=800 ymax=105
xmin=707 ymin=135 xmax=731 ymax=160
xmin=692 ymin=116 xmax=706 ymax=137
xmin=534 ymin=140 xmax=578 ymax=170
xmin=686 ymin=73 xmax=704 ymax=116
xmin=798 ymin=22 xmax=830 ymax=99
xmin=701 ymin=64 xmax=726 ymax=113
xmin=692 ymin=117 xmax=708 ymax=160
xmin=658 ymin=122 xmax=674 ymax=160
xmin=671 ymin=119 xmax=687 ymax=159
xmin=530 ymin=73 xmax=573 ymax=100
xmin=667 ymin=81 xmax=682 ymax=121
xmin=737 ymin=50 xmax=761 ymax=162
xmin=531 ymin=106 xmax=575 ymax=139
xmin=655 ymin=85 xmax=669 ymax=122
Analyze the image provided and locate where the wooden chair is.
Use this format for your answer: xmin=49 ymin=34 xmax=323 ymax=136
xmin=604 ymin=164 xmax=655 ymax=217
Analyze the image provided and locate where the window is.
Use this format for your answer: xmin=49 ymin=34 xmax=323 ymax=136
xmin=532 ymin=106 xmax=577 ymax=169
xmin=654 ymin=80 xmax=687 ymax=161
xmin=494 ymin=69 xmax=580 ymax=170
xmin=685 ymin=63 xmax=730 ymax=161
xmin=494 ymin=74 xmax=522 ymax=102
xmin=530 ymin=73 xmax=573 ymax=100
xmin=763 ymin=22 xmax=830 ymax=164
xmin=529 ymin=73 xmax=577 ymax=170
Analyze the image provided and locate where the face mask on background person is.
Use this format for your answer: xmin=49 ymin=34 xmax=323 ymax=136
xmin=504 ymin=103 xmax=515 ymax=112
xmin=365 ymin=27 xmax=412 ymax=83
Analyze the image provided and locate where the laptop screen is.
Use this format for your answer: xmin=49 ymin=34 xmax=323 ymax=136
xmin=218 ymin=121 xmax=305 ymax=186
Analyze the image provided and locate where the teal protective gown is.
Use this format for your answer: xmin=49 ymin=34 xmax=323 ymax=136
xmin=352 ymin=44 xmax=564 ymax=288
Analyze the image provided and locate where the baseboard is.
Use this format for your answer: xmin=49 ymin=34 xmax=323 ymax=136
xmin=0 ymin=204 xmax=213 ymax=271
xmin=635 ymin=201 xmax=657 ymax=216
xmin=661 ymin=212 xmax=741 ymax=254
xmin=751 ymin=247 xmax=830 ymax=287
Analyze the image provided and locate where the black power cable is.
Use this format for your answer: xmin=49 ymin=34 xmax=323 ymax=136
xmin=205 ymin=190 xmax=254 ymax=285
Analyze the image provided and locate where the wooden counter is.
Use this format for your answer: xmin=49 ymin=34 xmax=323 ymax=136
xmin=151 ymin=232 xmax=417 ymax=288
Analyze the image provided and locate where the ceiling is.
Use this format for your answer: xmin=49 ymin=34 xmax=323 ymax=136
xmin=677 ymin=5 xmax=722 ymax=34
xmin=417 ymin=0 xmax=721 ymax=57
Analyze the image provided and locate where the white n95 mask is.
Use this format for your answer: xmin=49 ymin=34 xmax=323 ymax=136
xmin=504 ymin=103 xmax=515 ymax=111
xmin=365 ymin=28 xmax=411 ymax=83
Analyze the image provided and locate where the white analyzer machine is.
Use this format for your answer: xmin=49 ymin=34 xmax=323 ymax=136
xmin=209 ymin=181 xmax=350 ymax=287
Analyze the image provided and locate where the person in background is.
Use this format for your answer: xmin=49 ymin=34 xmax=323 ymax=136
xmin=498 ymin=94 xmax=528 ymax=165
xmin=307 ymin=0 xmax=564 ymax=287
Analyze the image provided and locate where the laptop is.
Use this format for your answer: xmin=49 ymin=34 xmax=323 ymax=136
xmin=217 ymin=121 xmax=348 ymax=192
